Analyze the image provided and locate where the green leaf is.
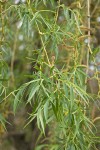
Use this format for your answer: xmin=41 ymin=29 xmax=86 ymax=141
xmin=13 ymin=86 xmax=26 ymax=114
xmin=35 ymin=145 xmax=48 ymax=150
xmin=52 ymin=103 xmax=57 ymax=119
xmin=0 ymin=114 xmax=10 ymax=130
xmin=50 ymin=0 xmax=55 ymax=6
xmin=44 ymin=100 xmax=49 ymax=122
xmin=70 ymin=86 xmax=74 ymax=110
xmin=37 ymin=109 xmax=45 ymax=134
xmin=27 ymin=82 xmax=40 ymax=104
xmin=43 ymin=0 xmax=46 ymax=6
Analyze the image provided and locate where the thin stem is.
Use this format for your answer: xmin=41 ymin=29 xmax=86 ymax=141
xmin=84 ymin=0 xmax=91 ymax=115
xmin=55 ymin=0 xmax=60 ymax=23
xmin=86 ymin=0 xmax=91 ymax=83
xmin=93 ymin=116 xmax=100 ymax=123
xmin=36 ymin=22 xmax=51 ymax=66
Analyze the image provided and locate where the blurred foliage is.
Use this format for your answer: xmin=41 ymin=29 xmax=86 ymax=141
xmin=0 ymin=0 xmax=100 ymax=150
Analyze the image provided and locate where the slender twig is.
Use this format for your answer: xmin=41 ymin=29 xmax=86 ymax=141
xmin=36 ymin=22 xmax=51 ymax=66
xmin=86 ymin=0 xmax=91 ymax=82
xmin=93 ymin=116 xmax=100 ymax=123
xmin=87 ymin=0 xmax=90 ymax=62
xmin=55 ymin=0 xmax=60 ymax=23
xmin=84 ymin=0 xmax=91 ymax=115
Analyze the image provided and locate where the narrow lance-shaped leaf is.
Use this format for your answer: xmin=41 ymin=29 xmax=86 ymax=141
xmin=44 ymin=100 xmax=49 ymax=122
xmin=27 ymin=82 xmax=40 ymax=104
